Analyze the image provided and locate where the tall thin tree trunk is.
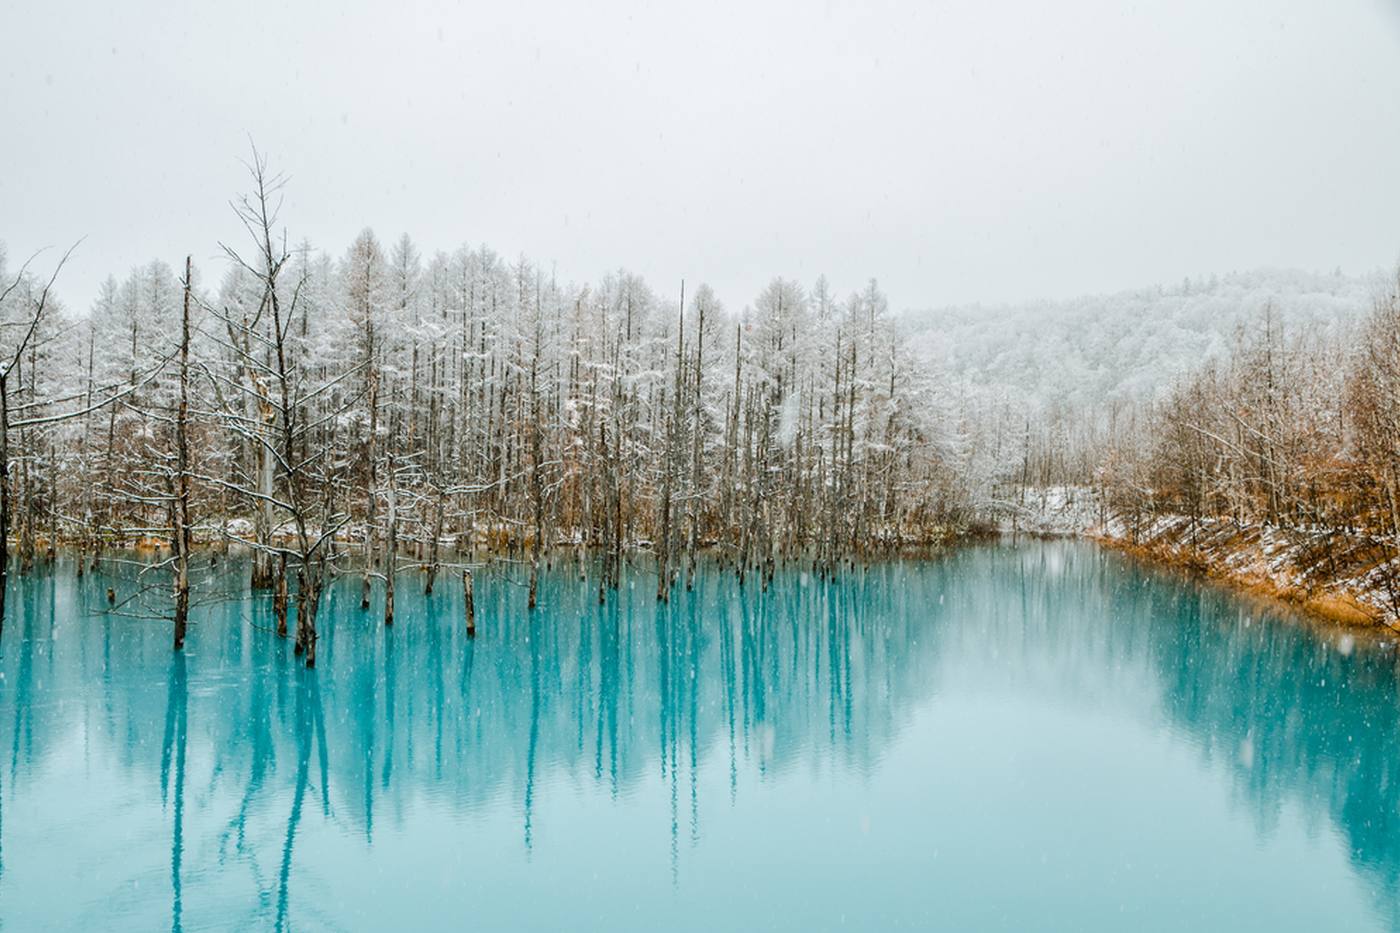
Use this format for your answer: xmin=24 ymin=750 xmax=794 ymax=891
xmin=0 ymin=374 xmax=9 ymax=641
xmin=171 ymin=257 xmax=193 ymax=652
xmin=425 ymin=488 xmax=444 ymax=595
xmin=274 ymin=552 xmax=289 ymax=638
xmin=362 ymin=372 xmax=378 ymax=610
xmin=384 ymin=453 xmax=396 ymax=626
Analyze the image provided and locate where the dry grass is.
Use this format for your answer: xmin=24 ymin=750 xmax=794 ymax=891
xmin=1092 ymin=523 xmax=1394 ymax=630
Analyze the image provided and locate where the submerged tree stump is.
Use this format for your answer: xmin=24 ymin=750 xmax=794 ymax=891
xmin=464 ymin=569 xmax=476 ymax=637
xmin=273 ymin=553 xmax=288 ymax=638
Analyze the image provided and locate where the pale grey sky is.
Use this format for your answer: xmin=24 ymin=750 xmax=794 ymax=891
xmin=5 ymin=0 xmax=1400 ymax=312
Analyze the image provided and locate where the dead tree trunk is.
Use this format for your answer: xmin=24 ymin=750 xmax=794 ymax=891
xmin=171 ymin=257 xmax=193 ymax=651
xmin=425 ymin=487 xmax=444 ymax=595
xmin=463 ymin=568 xmax=476 ymax=637
xmin=685 ymin=294 xmax=706 ymax=591
xmin=274 ymin=552 xmax=289 ymax=638
xmin=362 ymin=371 xmax=379 ymax=610
xmin=0 ymin=373 xmax=9 ymax=640
xmin=384 ymin=452 xmax=397 ymax=626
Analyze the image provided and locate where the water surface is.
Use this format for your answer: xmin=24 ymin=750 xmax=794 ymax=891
xmin=2 ymin=541 xmax=1399 ymax=931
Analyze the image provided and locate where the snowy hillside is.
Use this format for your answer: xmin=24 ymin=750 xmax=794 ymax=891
xmin=901 ymin=268 xmax=1381 ymax=413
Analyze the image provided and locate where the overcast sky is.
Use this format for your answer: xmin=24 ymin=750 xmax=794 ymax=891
xmin=5 ymin=0 xmax=1400 ymax=313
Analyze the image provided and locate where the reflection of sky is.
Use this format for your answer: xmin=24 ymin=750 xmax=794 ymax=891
xmin=1 ymin=541 xmax=1398 ymax=931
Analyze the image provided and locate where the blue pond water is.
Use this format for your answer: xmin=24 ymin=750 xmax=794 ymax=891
xmin=1 ymin=540 xmax=1398 ymax=931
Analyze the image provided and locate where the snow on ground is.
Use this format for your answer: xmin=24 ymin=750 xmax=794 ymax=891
xmin=998 ymin=485 xmax=1102 ymax=536
xmin=1093 ymin=511 xmax=1400 ymax=629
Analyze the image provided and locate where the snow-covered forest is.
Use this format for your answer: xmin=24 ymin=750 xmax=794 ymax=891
xmin=907 ymin=268 xmax=1374 ymax=411
xmin=904 ymin=268 xmax=1379 ymax=490
xmin=0 ymin=155 xmax=976 ymax=657
xmin=1096 ymin=275 xmax=1400 ymax=618
xmin=916 ymin=263 xmax=1400 ymax=621
xmin=5 ymin=150 xmax=1400 ymax=651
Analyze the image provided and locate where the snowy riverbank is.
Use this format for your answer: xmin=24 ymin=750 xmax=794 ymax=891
xmin=1000 ymin=485 xmax=1400 ymax=629
xmin=1093 ymin=513 xmax=1400 ymax=629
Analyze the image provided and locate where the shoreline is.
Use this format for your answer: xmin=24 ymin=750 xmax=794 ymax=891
xmin=5 ymin=525 xmax=980 ymax=568
xmin=1090 ymin=517 xmax=1399 ymax=632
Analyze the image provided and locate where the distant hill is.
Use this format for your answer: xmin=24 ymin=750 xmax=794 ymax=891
xmin=901 ymin=268 xmax=1382 ymax=413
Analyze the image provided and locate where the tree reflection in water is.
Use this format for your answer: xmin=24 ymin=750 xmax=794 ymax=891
xmin=0 ymin=542 xmax=1397 ymax=930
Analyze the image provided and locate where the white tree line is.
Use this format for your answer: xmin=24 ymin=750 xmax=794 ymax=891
xmin=0 ymin=150 xmax=979 ymax=659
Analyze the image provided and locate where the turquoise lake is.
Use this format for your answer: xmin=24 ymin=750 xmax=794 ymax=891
xmin=1 ymin=540 xmax=1398 ymax=931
